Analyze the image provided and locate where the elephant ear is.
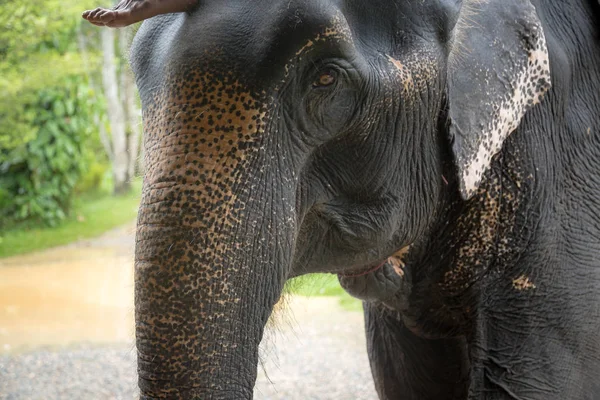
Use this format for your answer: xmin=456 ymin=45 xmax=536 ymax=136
xmin=447 ymin=0 xmax=551 ymax=199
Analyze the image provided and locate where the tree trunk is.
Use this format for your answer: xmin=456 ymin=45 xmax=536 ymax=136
xmin=76 ymin=26 xmax=113 ymax=163
xmin=119 ymin=28 xmax=142 ymax=181
xmin=101 ymin=28 xmax=129 ymax=195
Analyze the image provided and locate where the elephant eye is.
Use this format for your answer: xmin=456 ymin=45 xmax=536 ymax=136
xmin=312 ymin=69 xmax=337 ymax=88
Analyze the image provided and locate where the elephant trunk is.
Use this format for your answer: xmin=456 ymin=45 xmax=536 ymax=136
xmin=135 ymin=187 xmax=290 ymax=399
xmin=134 ymin=72 xmax=293 ymax=399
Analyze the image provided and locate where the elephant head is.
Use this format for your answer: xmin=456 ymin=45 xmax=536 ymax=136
xmin=130 ymin=0 xmax=550 ymax=398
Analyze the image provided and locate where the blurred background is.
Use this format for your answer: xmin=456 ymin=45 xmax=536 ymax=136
xmin=0 ymin=2 xmax=376 ymax=399
xmin=0 ymin=0 xmax=143 ymax=255
xmin=0 ymin=0 xmax=142 ymax=348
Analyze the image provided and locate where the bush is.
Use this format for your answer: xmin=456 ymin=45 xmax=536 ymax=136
xmin=0 ymin=80 xmax=94 ymax=227
xmin=75 ymin=161 xmax=109 ymax=194
xmin=0 ymin=1 xmax=117 ymax=228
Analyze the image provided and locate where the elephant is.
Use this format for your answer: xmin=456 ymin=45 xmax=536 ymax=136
xmin=127 ymin=0 xmax=600 ymax=399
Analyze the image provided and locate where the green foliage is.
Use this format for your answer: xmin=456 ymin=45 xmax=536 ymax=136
xmin=0 ymin=80 xmax=96 ymax=227
xmin=0 ymin=0 xmax=113 ymax=228
xmin=0 ymin=0 xmax=101 ymax=150
xmin=0 ymin=179 xmax=142 ymax=259
xmin=75 ymin=161 xmax=110 ymax=194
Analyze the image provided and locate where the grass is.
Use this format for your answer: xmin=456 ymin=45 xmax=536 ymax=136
xmin=0 ymin=179 xmax=142 ymax=259
xmin=285 ymin=273 xmax=364 ymax=312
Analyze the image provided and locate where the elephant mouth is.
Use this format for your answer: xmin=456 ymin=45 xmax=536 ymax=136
xmin=337 ymin=259 xmax=389 ymax=278
xmin=337 ymin=246 xmax=410 ymax=279
xmin=336 ymin=246 xmax=412 ymax=307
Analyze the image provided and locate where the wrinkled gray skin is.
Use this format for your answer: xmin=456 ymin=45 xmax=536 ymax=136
xmin=129 ymin=0 xmax=600 ymax=399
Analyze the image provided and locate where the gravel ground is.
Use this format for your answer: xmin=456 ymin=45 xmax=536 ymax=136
xmin=0 ymin=346 xmax=138 ymax=400
xmin=0 ymin=297 xmax=378 ymax=400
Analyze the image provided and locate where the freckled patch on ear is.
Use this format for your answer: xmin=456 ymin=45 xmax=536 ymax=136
xmin=449 ymin=3 xmax=551 ymax=199
xmin=512 ymin=275 xmax=536 ymax=291
xmin=459 ymin=35 xmax=550 ymax=198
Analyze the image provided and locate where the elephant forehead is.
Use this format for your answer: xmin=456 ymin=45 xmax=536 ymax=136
xmin=294 ymin=15 xmax=352 ymax=56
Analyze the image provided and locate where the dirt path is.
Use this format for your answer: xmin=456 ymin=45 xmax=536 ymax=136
xmin=0 ymin=224 xmax=378 ymax=399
